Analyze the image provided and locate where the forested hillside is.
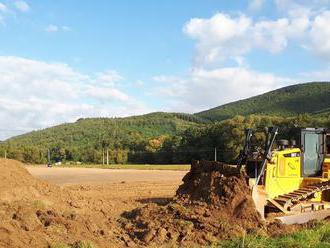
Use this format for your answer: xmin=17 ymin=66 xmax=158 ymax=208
xmin=1 ymin=114 xmax=329 ymax=165
xmin=196 ymin=82 xmax=330 ymax=121
xmin=0 ymin=112 xmax=206 ymax=164
xmin=1 ymin=82 xmax=330 ymax=165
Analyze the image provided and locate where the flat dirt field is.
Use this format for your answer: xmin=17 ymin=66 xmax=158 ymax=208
xmin=27 ymin=166 xmax=187 ymax=185
xmin=15 ymin=166 xmax=186 ymax=247
xmin=26 ymin=166 xmax=187 ymax=222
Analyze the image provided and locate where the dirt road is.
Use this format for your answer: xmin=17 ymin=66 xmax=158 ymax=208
xmin=26 ymin=166 xmax=186 ymax=185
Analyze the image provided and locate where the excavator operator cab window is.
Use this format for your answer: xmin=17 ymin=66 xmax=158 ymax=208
xmin=301 ymin=129 xmax=324 ymax=177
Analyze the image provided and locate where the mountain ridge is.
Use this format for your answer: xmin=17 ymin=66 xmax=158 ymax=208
xmin=195 ymin=82 xmax=330 ymax=121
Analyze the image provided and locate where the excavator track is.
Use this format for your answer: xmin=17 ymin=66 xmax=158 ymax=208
xmin=268 ymin=181 xmax=330 ymax=213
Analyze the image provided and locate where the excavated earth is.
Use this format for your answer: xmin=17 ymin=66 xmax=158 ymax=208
xmin=0 ymin=158 xmax=306 ymax=248
xmin=0 ymin=158 xmax=130 ymax=248
xmin=121 ymin=160 xmax=300 ymax=247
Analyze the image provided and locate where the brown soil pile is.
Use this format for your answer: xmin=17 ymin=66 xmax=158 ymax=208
xmin=0 ymin=159 xmax=61 ymax=202
xmin=0 ymin=159 xmax=126 ymax=248
xmin=122 ymin=160 xmax=265 ymax=246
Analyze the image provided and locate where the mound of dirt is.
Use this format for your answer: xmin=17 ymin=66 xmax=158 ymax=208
xmin=0 ymin=159 xmax=126 ymax=248
xmin=0 ymin=159 xmax=61 ymax=202
xmin=122 ymin=160 xmax=264 ymax=246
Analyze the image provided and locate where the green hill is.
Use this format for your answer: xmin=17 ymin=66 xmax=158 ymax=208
xmin=195 ymin=82 xmax=330 ymax=121
xmin=0 ymin=112 xmax=207 ymax=164
xmin=5 ymin=112 xmax=206 ymax=148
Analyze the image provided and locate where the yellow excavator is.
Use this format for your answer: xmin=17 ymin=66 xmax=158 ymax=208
xmin=239 ymin=127 xmax=330 ymax=224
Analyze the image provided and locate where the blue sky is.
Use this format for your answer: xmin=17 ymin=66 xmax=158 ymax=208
xmin=0 ymin=0 xmax=330 ymax=139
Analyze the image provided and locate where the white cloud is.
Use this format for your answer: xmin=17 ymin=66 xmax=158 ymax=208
xmin=184 ymin=13 xmax=252 ymax=64
xmin=0 ymin=56 xmax=150 ymax=139
xmin=96 ymin=70 xmax=123 ymax=86
xmin=300 ymin=67 xmax=330 ymax=81
xmin=14 ymin=1 xmax=29 ymax=12
xmin=309 ymin=11 xmax=330 ymax=59
xmin=183 ymin=12 xmax=312 ymax=65
xmin=45 ymin=24 xmax=71 ymax=33
xmin=153 ymin=67 xmax=293 ymax=113
xmin=86 ymin=86 xmax=129 ymax=102
xmin=184 ymin=5 xmax=330 ymax=65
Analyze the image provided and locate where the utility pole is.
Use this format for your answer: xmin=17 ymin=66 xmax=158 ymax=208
xmin=4 ymin=150 xmax=6 ymax=159
xmin=102 ymin=148 xmax=105 ymax=165
xmin=47 ymin=149 xmax=51 ymax=165
xmin=214 ymin=147 xmax=217 ymax=161
xmin=106 ymin=148 xmax=109 ymax=165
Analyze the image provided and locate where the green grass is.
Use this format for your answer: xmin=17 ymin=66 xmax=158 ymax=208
xmin=29 ymin=163 xmax=191 ymax=171
xmin=216 ymin=221 xmax=330 ymax=248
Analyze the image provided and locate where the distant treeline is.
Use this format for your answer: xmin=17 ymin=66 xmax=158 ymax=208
xmin=1 ymin=113 xmax=329 ymax=164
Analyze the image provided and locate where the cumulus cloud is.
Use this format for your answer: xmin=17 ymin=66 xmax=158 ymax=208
xmin=184 ymin=13 xmax=252 ymax=64
xmin=183 ymin=12 xmax=312 ymax=65
xmin=153 ymin=67 xmax=293 ymax=113
xmin=0 ymin=56 xmax=150 ymax=139
xmin=14 ymin=1 xmax=29 ymax=12
xmin=309 ymin=11 xmax=330 ymax=59
xmin=185 ymin=3 xmax=330 ymax=66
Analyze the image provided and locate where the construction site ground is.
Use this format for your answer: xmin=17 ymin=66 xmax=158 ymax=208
xmin=26 ymin=166 xmax=185 ymax=230
xmin=27 ymin=166 xmax=187 ymax=185
xmin=1 ymin=160 xmax=330 ymax=248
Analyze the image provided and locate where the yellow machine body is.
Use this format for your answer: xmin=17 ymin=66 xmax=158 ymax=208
xmin=261 ymin=149 xmax=330 ymax=203
xmin=265 ymin=148 xmax=302 ymax=199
